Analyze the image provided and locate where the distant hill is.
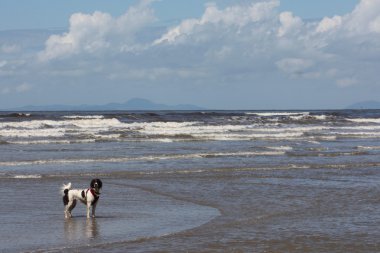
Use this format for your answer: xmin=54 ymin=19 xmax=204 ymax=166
xmin=347 ymin=101 xmax=380 ymax=109
xmin=4 ymin=98 xmax=205 ymax=111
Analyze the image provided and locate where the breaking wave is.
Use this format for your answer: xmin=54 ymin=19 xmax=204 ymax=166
xmin=1 ymin=110 xmax=380 ymax=145
xmin=0 ymin=150 xmax=286 ymax=167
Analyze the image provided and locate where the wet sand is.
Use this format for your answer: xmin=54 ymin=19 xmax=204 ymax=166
xmin=78 ymin=166 xmax=380 ymax=253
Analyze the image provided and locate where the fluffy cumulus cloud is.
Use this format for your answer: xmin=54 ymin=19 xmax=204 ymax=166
xmin=38 ymin=0 xmax=156 ymax=61
xmin=154 ymin=0 xmax=280 ymax=44
xmin=37 ymin=0 xmax=380 ymax=83
xmin=344 ymin=0 xmax=380 ymax=34
xmin=2 ymin=0 xmax=380 ymax=108
xmin=316 ymin=16 xmax=342 ymax=33
xmin=150 ymin=0 xmax=380 ymax=89
xmin=277 ymin=11 xmax=303 ymax=37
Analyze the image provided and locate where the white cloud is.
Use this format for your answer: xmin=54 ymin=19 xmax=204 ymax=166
xmin=38 ymin=0 xmax=156 ymax=61
xmin=316 ymin=16 xmax=342 ymax=33
xmin=0 ymin=83 xmax=32 ymax=95
xmin=36 ymin=0 xmax=380 ymax=84
xmin=343 ymin=0 xmax=380 ymax=34
xmin=154 ymin=0 xmax=280 ymax=44
xmin=369 ymin=15 xmax=380 ymax=33
xmin=1 ymin=44 xmax=20 ymax=54
xmin=12 ymin=0 xmax=378 ymax=108
xmin=336 ymin=78 xmax=358 ymax=87
xmin=16 ymin=83 xmax=32 ymax=93
xmin=277 ymin=12 xmax=303 ymax=37
xmin=276 ymin=58 xmax=314 ymax=75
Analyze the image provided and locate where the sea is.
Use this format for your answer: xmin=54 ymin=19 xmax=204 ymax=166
xmin=1 ymin=110 xmax=380 ymax=252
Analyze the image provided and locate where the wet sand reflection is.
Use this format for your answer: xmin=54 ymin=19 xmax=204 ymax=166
xmin=64 ymin=218 xmax=99 ymax=241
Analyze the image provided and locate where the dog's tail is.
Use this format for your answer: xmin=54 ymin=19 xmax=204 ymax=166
xmin=61 ymin=182 xmax=72 ymax=195
xmin=61 ymin=182 xmax=72 ymax=206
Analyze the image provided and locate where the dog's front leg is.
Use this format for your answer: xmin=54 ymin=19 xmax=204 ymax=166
xmin=91 ymin=202 xmax=97 ymax=218
xmin=86 ymin=202 xmax=91 ymax=218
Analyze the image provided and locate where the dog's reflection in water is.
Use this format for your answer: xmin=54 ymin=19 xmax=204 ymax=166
xmin=64 ymin=218 xmax=99 ymax=241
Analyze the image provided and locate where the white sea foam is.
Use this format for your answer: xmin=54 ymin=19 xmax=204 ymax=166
xmin=313 ymin=136 xmax=337 ymax=141
xmin=314 ymin=115 xmax=328 ymax=120
xmin=0 ymin=150 xmax=285 ymax=167
xmin=266 ymin=146 xmax=293 ymax=151
xmin=307 ymin=140 xmax=321 ymax=144
xmin=0 ymin=128 xmax=65 ymax=138
xmin=9 ymin=139 xmax=96 ymax=145
xmin=1 ymin=113 xmax=380 ymax=143
xmin=132 ymin=122 xmax=326 ymax=141
xmin=347 ymin=118 xmax=380 ymax=123
xmin=334 ymin=131 xmax=380 ymax=137
xmin=357 ymin=146 xmax=380 ymax=150
xmin=140 ymin=164 xmax=313 ymax=175
xmin=338 ymin=126 xmax=380 ymax=131
xmin=0 ymin=118 xmax=334 ymax=142
xmin=13 ymin=174 xmax=42 ymax=179
xmin=0 ymin=117 xmax=126 ymax=139
xmin=247 ymin=112 xmax=310 ymax=117
xmin=63 ymin=115 xmax=105 ymax=119
xmin=0 ymin=117 xmax=124 ymax=130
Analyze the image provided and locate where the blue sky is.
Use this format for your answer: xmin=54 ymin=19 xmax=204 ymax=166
xmin=0 ymin=0 xmax=358 ymax=30
xmin=2 ymin=0 xmax=380 ymax=109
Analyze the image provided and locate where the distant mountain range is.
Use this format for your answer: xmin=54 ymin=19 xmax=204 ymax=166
xmin=346 ymin=101 xmax=380 ymax=109
xmin=4 ymin=98 xmax=205 ymax=111
xmin=4 ymin=98 xmax=380 ymax=111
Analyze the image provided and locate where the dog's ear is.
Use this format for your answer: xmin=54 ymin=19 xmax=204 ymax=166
xmin=90 ymin=179 xmax=96 ymax=188
xmin=97 ymin=179 xmax=103 ymax=189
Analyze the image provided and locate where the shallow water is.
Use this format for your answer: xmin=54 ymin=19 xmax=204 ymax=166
xmin=1 ymin=110 xmax=380 ymax=252
xmin=0 ymin=178 xmax=219 ymax=252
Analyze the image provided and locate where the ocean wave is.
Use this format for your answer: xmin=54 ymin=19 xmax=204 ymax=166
xmin=286 ymin=151 xmax=369 ymax=157
xmin=246 ymin=112 xmax=310 ymax=117
xmin=266 ymin=146 xmax=293 ymax=151
xmin=3 ymin=122 xmax=380 ymax=142
xmin=356 ymin=146 xmax=380 ymax=150
xmin=4 ymin=162 xmax=380 ymax=179
xmin=1 ymin=111 xmax=380 ymax=143
xmin=0 ymin=128 xmax=65 ymax=138
xmin=0 ymin=151 xmax=285 ymax=167
xmin=13 ymin=174 xmax=42 ymax=179
xmin=8 ymin=139 xmax=97 ymax=145
xmin=63 ymin=115 xmax=105 ymax=119
xmin=0 ymin=112 xmax=32 ymax=118
xmin=347 ymin=118 xmax=380 ymax=123
xmin=335 ymin=132 xmax=380 ymax=138
xmin=0 ymin=140 xmax=9 ymax=144
xmin=0 ymin=117 xmax=124 ymax=130
xmin=105 ymin=164 xmax=315 ymax=176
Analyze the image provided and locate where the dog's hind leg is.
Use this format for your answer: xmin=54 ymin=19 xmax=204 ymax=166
xmin=64 ymin=202 xmax=70 ymax=218
xmin=65 ymin=199 xmax=76 ymax=218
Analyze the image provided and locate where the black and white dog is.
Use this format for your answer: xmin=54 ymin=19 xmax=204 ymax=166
xmin=61 ymin=179 xmax=103 ymax=219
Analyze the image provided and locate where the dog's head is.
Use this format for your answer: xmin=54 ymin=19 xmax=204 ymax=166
xmin=90 ymin=179 xmax=103 ymax=193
